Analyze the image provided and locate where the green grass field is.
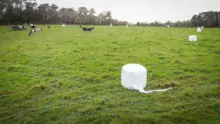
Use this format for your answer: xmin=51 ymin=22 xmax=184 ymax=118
xmin=0 ymin=25 xmax=220 ymax=124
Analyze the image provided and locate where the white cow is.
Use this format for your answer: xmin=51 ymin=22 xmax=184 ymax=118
xmin=36 ymin=28 xmax=42 ymax=32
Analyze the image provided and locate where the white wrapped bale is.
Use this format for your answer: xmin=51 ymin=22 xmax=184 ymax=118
xmin=62 ymin=24 xmax=66 ymax=27
xmin=189 ymin=35 xmax=197 ymax=41
xmin=121 ymin=64 xmax=147 ymax=90
xmin=121 ymin=64 xmax=172 ymax=94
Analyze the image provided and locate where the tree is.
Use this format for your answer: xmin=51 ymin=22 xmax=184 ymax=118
xmin=190 ymin=15 xmax=198 ymax=27
xmin=49 ymin=4 xmax=58 ymax=23
xmin=89 ymin=8 xmax=96 ymax=24
xmin=218 ymin=12 xmax=220 ymax=27
xmin=106 ymin=11 xmax=111 ymax=25
xmin=24 ymin=1 xmax=38 ymax=23
xmin=3 ymin=0 xmax=219 ymax=27
xmin=98 ymin=12 xmax=105 ymax=25
xmin=37 ymin=3 xmax=50 ymax=23
xmin=78 ymin=7 xmax=89 ymax=24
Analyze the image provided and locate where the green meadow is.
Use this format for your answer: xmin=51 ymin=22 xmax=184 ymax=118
xmin=0 ymin=25 xmax=219 ymax=123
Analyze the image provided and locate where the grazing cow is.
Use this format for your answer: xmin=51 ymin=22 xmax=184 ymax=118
xmin=36 ymin=28 xmax=42 ymax=32
xmin=18 ymin=26 xmax=23 ymax=30
xmin=12 ymin=25 xmax=26 ymax=30
xmin=82 ymin=27 xmax=88 ymax=31
xmin=22 ymin=26 xmax=26 ymax=30
xmin=87 ymin=27 xmax=95 ymax=31
xmin=29 ymin=29 xmax=35 ymax=36
xmin=30 ymin=25 xmax=36 ymax=29
xmin=12 ymin=25 xmax=18 ymax=30
xmin=18 ymin=26 xmax=26 ymax=30
xmin=81 ymin=27 xmax=95 ymax=32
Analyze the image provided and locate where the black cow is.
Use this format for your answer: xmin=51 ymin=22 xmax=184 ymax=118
xmin=81 ymin=27 xmax=95 ymax=32
xmin=82 ymin=27 xmax=88 ymax=31
xmin=87 ymin=27 xmax=95 ymax=31
xmin=12 ymin=25 xmax=18 ymax=30
xmin=30 ymin=25 xmax=36 ymax=29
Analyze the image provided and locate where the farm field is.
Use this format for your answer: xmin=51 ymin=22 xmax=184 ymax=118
xmin=0 ymin=25 xmax=220 ymax=123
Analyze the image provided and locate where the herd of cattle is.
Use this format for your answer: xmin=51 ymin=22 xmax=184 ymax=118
xmin=11 ymin=24 xmax=45 ymax=36
xmin=12 ymin=25 xmax=27 ymax=30
xmin=11 ymin=24 xmax=95 ymax=36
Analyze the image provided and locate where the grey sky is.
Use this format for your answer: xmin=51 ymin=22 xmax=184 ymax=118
xmin=37 ymin=0 xmax=220 ymax=23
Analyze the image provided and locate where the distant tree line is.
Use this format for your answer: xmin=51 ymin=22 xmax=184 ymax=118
xmin=136 ymin=11 xmax=220 ymax=28
xmin=0 ymin=0 xmax=128 ymax=25
xmin=0 ymin=0 xmax=219 ymax=28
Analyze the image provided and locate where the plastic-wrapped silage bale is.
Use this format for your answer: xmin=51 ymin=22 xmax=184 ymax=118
xmin=121 ymin=64 xmax=172 ymax=94
xmin=189 ymin=35 xmax=197 ymax=42
xmin=121 ymin=64 xmax=147 ymax=90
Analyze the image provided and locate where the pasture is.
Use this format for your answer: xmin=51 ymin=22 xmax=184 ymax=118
xmin=0 ymin=25 xmax=220 ymax=123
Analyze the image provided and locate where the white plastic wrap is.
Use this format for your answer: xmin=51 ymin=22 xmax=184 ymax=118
xmin=121 ymin=64 xmax=147 ymax=90
xmin=62 ymin=24 xmax=66 ymax=27
xmin=121 ymin=64 xmax=172 ymax=94
xmin=189 ymin=35 xmax=197 ymax=42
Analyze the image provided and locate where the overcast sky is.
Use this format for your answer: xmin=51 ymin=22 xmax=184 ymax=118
xmin=36 ymin=0 xmax=220 ymax=23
